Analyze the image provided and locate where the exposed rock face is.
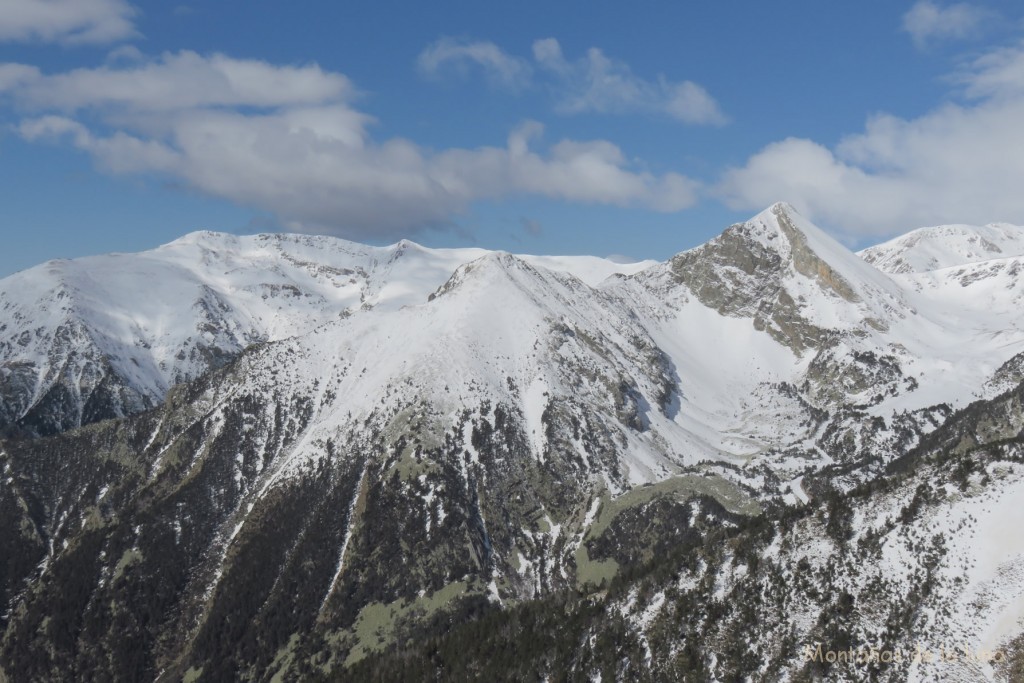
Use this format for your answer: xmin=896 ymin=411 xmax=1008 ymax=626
xmin=663 ymin=203 xmax=892 ymax=355
xmin=0 ymin=320 xmax=155 ymax=437
xmin=773 ymin=204 xmax=860 ymax=304
xmin=669 ymin=220 xmax=817 ymax=352
xmin=986 ymin=351 xmax=1024 ymax=396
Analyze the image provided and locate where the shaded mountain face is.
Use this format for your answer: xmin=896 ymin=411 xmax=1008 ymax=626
xmin=1 ymin=205 xmax=1024 ymax=681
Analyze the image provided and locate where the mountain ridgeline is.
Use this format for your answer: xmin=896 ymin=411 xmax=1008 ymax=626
xmin=2 ymin=203 xmax=1024 ymax=681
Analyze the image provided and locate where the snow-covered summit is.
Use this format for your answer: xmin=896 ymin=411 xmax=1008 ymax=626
xmin=630 ymin=202 xmax=911 ymax=356
xmin=855 ymin=221 xmax=1024 ymax=343
xmin=859 ymin=222 xmax=1024 ymax=274
xmin=0 ymin=231 xmax=653 ymax=435
xmin=744 ymin=202 xmax=908 ymax=308
xmin=4 ymin=204 xmax=1024 ymax=465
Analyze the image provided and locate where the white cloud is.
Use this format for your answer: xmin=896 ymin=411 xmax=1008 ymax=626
xmin=953 ymin=41 xmax=1024 ymax=99
xmin=1 ymin=51 xmax=352 ymax=111
xmin=431 ymin=122 xmax=698 ymax=212
xmin=416 ymin=36 xmax=726 ymax=126
xmin=7 ymin=52 xmax=698 ymax=240
xmin=716 ymin=41 xmax=1024 ymax=237
xmin=531 ymin=38 xmax=726 ymax=125
xmin=20 ymin=114 xmax=180 ymax=173
xmin=416 ymin=38 xmax=531 ymax=90
xmin=0 ymin=0 xmax=137 ymax=45
xmin=0 ymin=63 xmax=40 ymax=90
xmin=105 ymin=45 xmax=145 ymax=63
xmin=902 ymin=1 xmax=991 ymax=50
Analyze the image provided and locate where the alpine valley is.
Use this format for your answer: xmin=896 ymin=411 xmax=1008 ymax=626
xmin=2 ymin=203 xmax=1024 ymax=682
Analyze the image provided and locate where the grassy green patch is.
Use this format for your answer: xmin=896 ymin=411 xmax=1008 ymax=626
xmin=574 ymin=544 xmax=618 ymax=590
xmin=388 ymin=449 xmax=440 ymax=482
xmin=382 ymin=405 xmax=448 ymax=481
xmin=344 ymin=581 xmax=470 ymax=666
xmin=572 ymin=474 xmax=759 ymax=588
xmin=586 ymin=474 xmax=759 ymax=542
xmin=267 ymin=633 xmax=301 ymax=683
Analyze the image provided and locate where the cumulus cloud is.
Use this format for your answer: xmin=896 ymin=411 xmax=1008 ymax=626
xmin=716 ymin=41 xmax=1024 ymax=237
xmin=902 ymin=1 xmax=991 ymax=50
xmin=0 ymin=0 xmax=137 ymax=45
xmin=416 ymin=38 xmax=532 ymax=90
xmin=532 ymin=38 xmax=726 ymax=125
xmin=5 ymin=52 xmax=699 ymax=239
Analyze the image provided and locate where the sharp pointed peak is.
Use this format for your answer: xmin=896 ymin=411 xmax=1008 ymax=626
xmin=766 ymin=200 xmax=801 ymax=216
xmin=665 ymin=200 xmax=907 ymax=316
xmin=747 ymin=201 xmax=815 ymax=231
xmin=737 ymin=201 xmax=802 ymax=226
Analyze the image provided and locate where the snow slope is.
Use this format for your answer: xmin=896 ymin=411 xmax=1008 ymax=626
xmin=4 ymin=203 xmax=1024 ymax=487
xmin=0 ymin=232 xmax=653 ymax=434
xmin=860 ymin=223 xmax=1024 ymax=274
xmin=857 ymin=219 xmax=1024 ymax=402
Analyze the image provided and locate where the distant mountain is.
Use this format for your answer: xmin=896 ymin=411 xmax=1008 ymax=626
xmin=0 ymin=232 xmax=653 ymax=437
xmin=2 ymin=204 xmax=1023 ymax=681
xmin=860 ymin=222 xmax=1024 ymax=274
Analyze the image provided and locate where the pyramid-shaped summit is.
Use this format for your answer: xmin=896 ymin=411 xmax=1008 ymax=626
xmin=652 ymin=202 xmax=909 ymax=352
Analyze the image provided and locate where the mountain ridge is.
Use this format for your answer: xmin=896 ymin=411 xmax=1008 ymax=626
xmin=0 ymin=231 xmax=655 ymax=437
xmin=859 ymin=221 xmax=1024 ymax=275
xmin=4 ymin=204 xmax=1024 ymax=680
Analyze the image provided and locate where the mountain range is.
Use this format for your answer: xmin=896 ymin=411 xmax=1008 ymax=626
xmin=2 ymin=203 xmax=1023 ymax=681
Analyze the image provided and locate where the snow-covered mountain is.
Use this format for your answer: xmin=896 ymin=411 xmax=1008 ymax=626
xmin=857 ymin=226 xmax=1024 ymax=378
xmin=860 ymin=222 xmax=1024 ymax=274
xmin=350 ymin=374 xmax=1024 ymax=682
xmin=4 ymin=203 xmax=1024 ymax=495
xmin=0 ymin=232 xmax=653 ymax=436
xmin=3 ymin=203 xmax=1024 ymax=681
xmin=4 ymin=204 xmax=1021 ymax=462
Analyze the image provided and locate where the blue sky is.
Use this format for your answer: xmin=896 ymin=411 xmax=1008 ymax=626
xmin=2 ymin=0 xmax=1024 ymax=276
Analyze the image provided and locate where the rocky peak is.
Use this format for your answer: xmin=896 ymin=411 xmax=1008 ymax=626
xmin=760 ymin=203 xmax=860 ymax=303
xmin=655 ymin=203 xmax=908 ymax=353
